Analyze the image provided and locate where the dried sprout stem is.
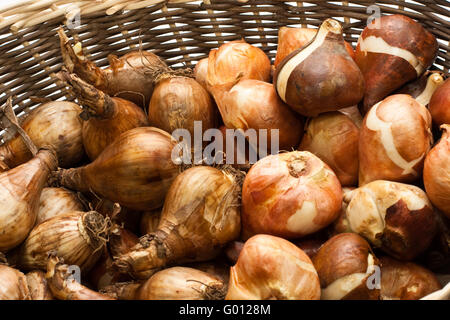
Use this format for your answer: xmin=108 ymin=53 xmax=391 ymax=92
xmin=57 ymin=70 xmax=115 ymax=119
xmin=0 ymin=97 xmax=38 ymax=156
xmin=58 ymin=27 xmax=106 ymax=87
xmin=46 ymin=254 xmax=114 ymax=300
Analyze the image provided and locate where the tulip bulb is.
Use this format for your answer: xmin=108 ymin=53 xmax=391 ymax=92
xmin=380 ymin=256 xmax=442 ymax=300
xmin=423 ymin=125 xmax=450 ymax=218
xmin=299 ymin=111 xmax=360 ymax=186
xmin=17 ymin=211 xmax=110 ymax=272
xmin=54 ymin=127 xmax=179 ymax=211
xmin=0 ymin=265 xmax=30 ymax=300
xmin=58 ymin=28 xmax=168 ymax=108
xmin=115 ymin=166 xmax=242 ymax=279
xmin=274 ymin=27 xmax=317 ymax=68
xmin=26 ymin=271 xmax=53 ymax=300
xmin=148 ymin=76 xmax=217 ymax=137
xmin=215 ymin=79 xmax=304 ymax=153
xmin=313 ymin=233 xmax=380 ymax=300
xmin=46 ymin=255 xmax=114 ymax=300
xmin=59 ymin=71 xmax=150 ymax=160
xmin=274 ymin=19 xmax=364 ymax=117
xmin=429 ymin=78 xmax=450 ymax=126
xmin=133 ymin=267 xmax=227 ymax=300
xmin=0 ymin=148 xmax=57 ymax=251
xmin=226 ymin=234 xmax=321 ymax=300
xmin=274 ymin=26 xmax=355 ymax=68
xmin=206 ymin=40 xmax=271 ymax=98
xmin=344 ymin=180 xmax=437 ymax=260
xmin=359 ymin=94 xmax=433 ymax=186
xmin=0 ymin=101 xmax=84 ymax=168
xmin=355 ymin=14 xmax=438 ymax=113
xmin=37 ymin=187 xmax=85 ymax=225
xmin=241 ymin=151 xmax=343 ymax=240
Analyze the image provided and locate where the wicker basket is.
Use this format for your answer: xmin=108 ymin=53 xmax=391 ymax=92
xmin=0 ymin=0 xmax=449 ymax=300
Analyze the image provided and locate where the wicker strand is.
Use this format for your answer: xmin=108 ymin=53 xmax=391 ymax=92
xmin=0 ymin=0 xmax=448 ymax=125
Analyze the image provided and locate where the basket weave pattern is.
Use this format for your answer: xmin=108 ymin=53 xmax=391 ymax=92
xmin=0 ymin=0 xmax=449 ymax=127
xmin=0 ymin=0 xmax=449 ymax=300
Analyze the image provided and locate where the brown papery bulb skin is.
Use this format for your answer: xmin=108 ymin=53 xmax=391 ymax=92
xmin=37 ymin=187 xmax=85 ymax=225
xmin=429 ymin=78 xmax=450 ymax=126
xmin=135 ymin=267 xmax=226 ymax=300
xmin=345 ymin=180 xmax=437 ymax=261
xmin=423 ymin=125 xmax=450 ymax=218
xmin=58 ymin=28 xmax=168 ymax=108
xmin=241 ymin=151 xmax=343 ymax=240
xmin=226 ymin=234 xmax=320 ymax=300
xmin=0 ymin=265 xmax=30 ymax=300
xmin=217 ymin=79 xmax=304 ymax=153
xmin=206 ymin=40 xmax=271 ymax=98
xmin=274 ymin=27 xmax=355 ymax=68
xmin=60 ymin=72 xmax=150 ymax=160
xmin=274 ymin=19 xmax=364 ymax=117
xmin=82 ymin=96 xmax=149 ymax=160
xmin=380 ymin=256 xmax=442 ymax=300
xmin=115 ymin=166 xmax=241 ymax=279
xmin=355 ymin=14 xmax=438 ymax=113
xmin=17 ymin=211 xmax=109 ymax=272
xmin=274 ymin=27 xmax=317 ymax=68
xmin=140 ymin=210 xmax=161 ymax=235
xmin=26 ymin=271 xmax=53 ymax=300
xmin=148 ymin=76 xmax=217 ymax=136
xmin=56 ymin=127 xmax=179 ymax=211
xmin=109 ymin=226 xmax=139 ymax=258
xmin=46 ymin=256 xmax=114 ymax=300
xmin=359 ymin=94 xmax=433 ymax=186
xmin=299 ymin=111 xmax=359 ymax=186
xmin=396 ymin=71 xmax=444 ymax=107
xmin=0 ymin=101 xmax=84 ymax=168
xmin=194 ymin=58 xmax=208 ymax=89
xmin=313 ymin=233 xmax=380 ymax=300
xmin=0 ymin=148 xmax=57 ymax=251
xmin=0 ymin=159 xmax=9 ymax=173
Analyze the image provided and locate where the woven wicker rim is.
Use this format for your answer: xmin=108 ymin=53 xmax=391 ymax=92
xmin=0 ymin=0 xmax=449 ymax=122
